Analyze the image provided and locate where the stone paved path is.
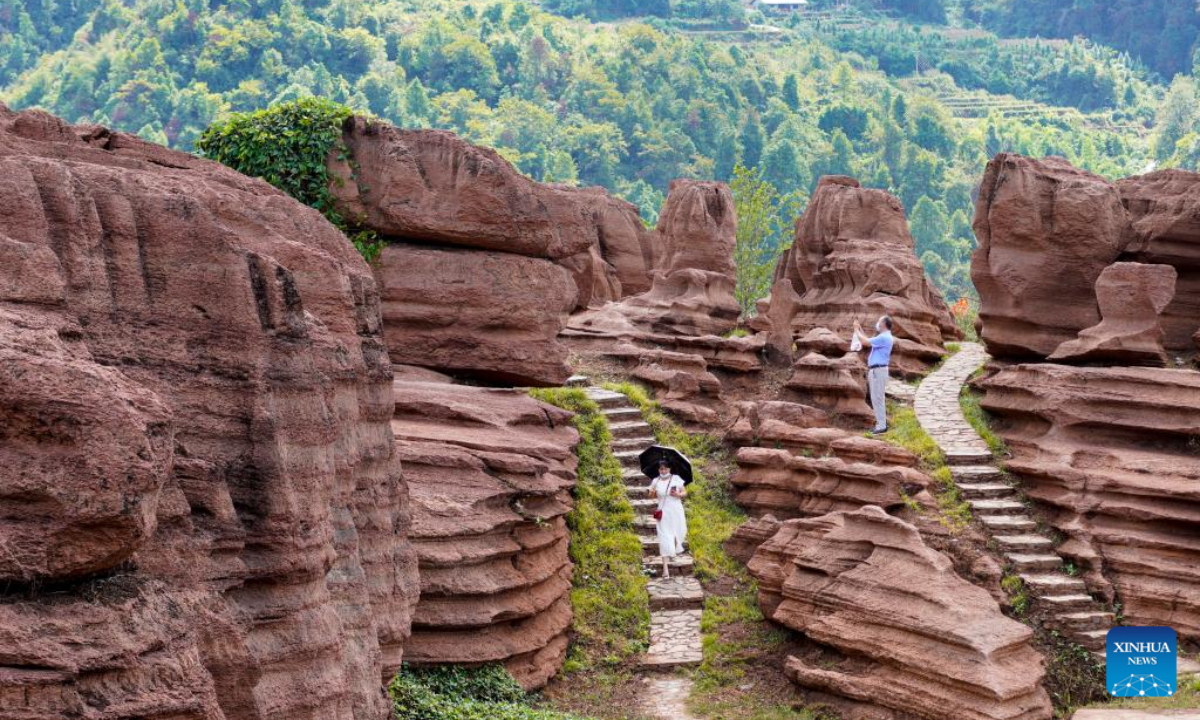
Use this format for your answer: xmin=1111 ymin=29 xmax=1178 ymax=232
xmin=583 ymin=386 xmax=704 ymax=669
xmin=581 ymin=384 xmax=705 ymax=719
xmin=638 ymin=675 xmax=701 ymax=720
xmin=915 ymin=343 xmax=1117 ymax=659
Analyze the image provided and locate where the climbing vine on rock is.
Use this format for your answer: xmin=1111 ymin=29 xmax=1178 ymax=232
xmin=196 ymin=97 xmax=383 ymax=263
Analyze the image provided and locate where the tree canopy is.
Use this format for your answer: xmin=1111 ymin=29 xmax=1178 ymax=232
xmin=0 ymin=0 xmax=1164 ymax=303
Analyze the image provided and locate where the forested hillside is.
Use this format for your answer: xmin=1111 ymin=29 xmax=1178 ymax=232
xmin=0 ymin=0 xmax=1168 ymax=302
xmin=962 ymin=0 xmax=1200 ymax=80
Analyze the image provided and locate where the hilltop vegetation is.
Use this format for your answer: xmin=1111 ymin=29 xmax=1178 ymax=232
xmin=961 ymin=0 xmax=1200 ymax=80
xmin=0 ymin=0 xmax=1168 ymax=302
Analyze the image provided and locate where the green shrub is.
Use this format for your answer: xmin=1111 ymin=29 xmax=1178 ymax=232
xmin=1000 ymin=573 xmax=1030 ymax=616
xmin=390 ymin=665 xmax=590 ymax=720
xmin=528 ymin=388 xmax=649 ymax=667
xmin=196 ymin=97 xmax=383 ymax=262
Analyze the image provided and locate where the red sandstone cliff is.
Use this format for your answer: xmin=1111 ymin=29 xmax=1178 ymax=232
xmin=972 ymin=153 xmax=1200 ymax=640
xmin=0 ymin=106 xmax=418 ymax=719
xmin=326 ymin=118 xmax=586 ymax=688
xmin=757 ymin=176 xmax=959 ymax=378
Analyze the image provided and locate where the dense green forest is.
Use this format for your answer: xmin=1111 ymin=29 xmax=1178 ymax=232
xmin=0 ymin=0 xmax=1181 ymax=304
xmin=961 ymin=0 xmax=1200 ymax=80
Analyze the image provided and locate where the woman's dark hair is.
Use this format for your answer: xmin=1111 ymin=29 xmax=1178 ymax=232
xmin=658 ymin=460 xmax=670 ymax=469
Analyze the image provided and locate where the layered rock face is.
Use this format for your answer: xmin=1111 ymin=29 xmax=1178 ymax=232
xmin=757 ymin=176 xmax=958 ymax=377
xmin=731 ymin=447 xmax=926 ymax=519
xmin=333 ymin=118 xmax=586 ymax=684
xmin=727 ymin=401 xmax=921 ymax=467
xmin=375 ymin=244 xmax=577 ymax=386
xmin=980 ymin=364 xmax=1200 ymax=638
xmin=1048 ymin=262 xmax=1177 ymax=365
xmin=555 ymin=186 xmax=656 ymax=308
xmin=562 ymin=180 xmax=747 ymax=426
xmin=783 ymin=353 xmax=873 ymax=426
xmin=332 ymin=118 xmax=600 ymax=386
xmin=973 ymin=155 xmax=1200 ymax=362
xmin=1118 ymin=169 xmax=1200 ymax=351
xmin=0 ymin=107 xmax=418 ymax=719
xmin=391 ymin=379 xmax=579 ymax=689
xmin=970 ymin=153 xmax=1200 ymax=639
xmin=569 ymin=179 xmax=740 ymax=338
xmin=972 ymin=155 xmax=1133 ymax=359
xmin=727 ymin=401 xmax=926 ymax=519
xmin=331 ymin=119 xmax=592 ymax=259
xmin=748 ymin=507 xmax=1053 ymax=720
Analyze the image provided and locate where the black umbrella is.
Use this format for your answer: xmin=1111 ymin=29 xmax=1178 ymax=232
xmin=638 ymin=445 xmax=694 ymax=485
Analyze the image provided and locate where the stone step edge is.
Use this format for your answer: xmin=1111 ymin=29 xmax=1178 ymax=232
xmin=916 ymin=347 xmax=1116 ymax=648
xmin=595 ymin=388 xmax=705 ymax=671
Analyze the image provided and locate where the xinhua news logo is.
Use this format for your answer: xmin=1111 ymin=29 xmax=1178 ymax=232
xmin=1107 ymin=626 xmax=1177 ymax=698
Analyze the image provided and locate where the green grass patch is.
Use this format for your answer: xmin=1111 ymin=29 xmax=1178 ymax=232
xmin=1000 ymin=573 xmax=1030 ymax=617
xmin=958 ymin=387 xmax=1008 ymax=460
xmin=528 ymin=388 xmax=649 ymax=670
xmin=880 ymin=404 xmax=975 ymax=533
xmin=879 ymin=402 xmax=945 ymax=469
xmin=391 ymin=665 xmax=591 ymax=720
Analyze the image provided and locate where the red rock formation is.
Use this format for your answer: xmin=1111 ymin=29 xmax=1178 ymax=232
xmin=567 ymin=179 xmax=739 ymax=338
xmin=725 ymin=515 xmax=781 ymax=564
xmin=556 ymin=186 xmax=656 ymax=308
xmin=972 ymin=155 xmax=1135 ymax=359
xmin=726 ymin=399 xmax=926 ymax=526
xmin=332 ymin=118 xmax=592 ymax=386
xmin=558 ymin=243 xmax=621 ymax=310
xmin=756 ymin=176 xmax=957 ymax=377
xmin=331 ymin=119 xmax=590 ymax=259
xmin=726 ymin=400 xmax=920 ymax=467
xmin=1049 ymin=262 xmax=1177 ymax=366
xmin=731 ymin=446 xmax=927 ymax=519
xmin=391 ymin=379 xmax=579 ymax=689
xmin=748 ymin=507 xmax=1053 ymax=720
xmin=0 ymin=107 xmax=418 ymax=719
xmin=1118 ymin=169 xmax=1200 ymax=352
xmin=783 ymin=353 xmax=873 ymax=426
xmin=980 ymin=364 xmax=1200 ymax=639
xmin=375 ymin=243 xmax=577 ymax=386
xmin=627 ymin=347 xmax=723 ymax=425
xmin=763 ymin=278 xmax=803 ymax=365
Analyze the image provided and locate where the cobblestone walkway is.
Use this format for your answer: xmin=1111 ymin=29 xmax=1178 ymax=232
xmin=915 ymin=344 xmax=1116 ymax=659
xmin=583 ymin=385 xmax=705 ymax=669
xmin=579 ymin=383 xmax=705 ymax=719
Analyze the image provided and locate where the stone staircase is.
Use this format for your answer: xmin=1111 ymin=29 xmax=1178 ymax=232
xmin=582 ymin=385 xmax=704 ymax=669
xmin=915 ymin=344 xmax=1115 ymax=657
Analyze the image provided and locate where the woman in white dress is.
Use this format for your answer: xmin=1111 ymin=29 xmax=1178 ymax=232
xmin=648 ymin=461 xmax=687 ymax=578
